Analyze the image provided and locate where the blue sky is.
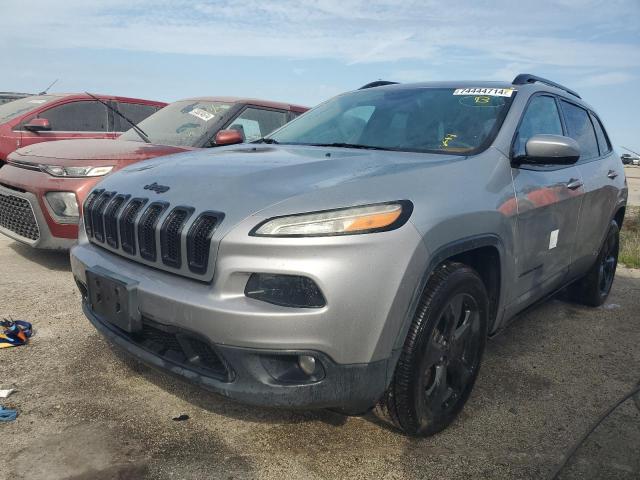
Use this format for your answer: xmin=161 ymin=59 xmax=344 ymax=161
xmin=3 ymin=0 xmax=640 ymax=151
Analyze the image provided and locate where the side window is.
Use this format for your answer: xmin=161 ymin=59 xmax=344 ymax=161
xmin=589 ymin=112 xmax=611 ymax=156
xmin=114 ymin=102 xmax=161 ymax=131
xmin=560 ymin=100 xmax=599 ymax=161
xmin=513 ymin=95 xmax=563 ymax=158
xmin=227 ymin=107 xmax=289 ymax=142
xmin=37 ymin=101 xmax=109 ymax=132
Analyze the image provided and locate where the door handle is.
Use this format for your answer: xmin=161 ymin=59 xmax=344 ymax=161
xmin=607 ymin=170 xmax=618 ymax=179
xmin=566 ymin=178 xmax=583 ymax=190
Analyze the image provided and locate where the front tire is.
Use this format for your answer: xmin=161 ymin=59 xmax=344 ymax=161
xmin=569 ymin=220 xmax=619 ymax=307
xmin=376 ymin=262 xmax=489 ymax=436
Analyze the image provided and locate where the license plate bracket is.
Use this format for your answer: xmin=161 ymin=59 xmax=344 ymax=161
xmin=86 ymin=266 xmax=141 ymax=333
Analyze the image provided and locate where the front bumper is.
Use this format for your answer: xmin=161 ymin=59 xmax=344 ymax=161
xmin=82 ymin=299 xmax=388 ymax=411
xmin=0 ymin=184 xmax=75 ymax=249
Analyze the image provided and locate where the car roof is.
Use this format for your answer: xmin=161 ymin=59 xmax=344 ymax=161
xmin=41 ymin=93 xmax=167 ymax=106
xmin=175 ymin=96 xmax=308 ymax=113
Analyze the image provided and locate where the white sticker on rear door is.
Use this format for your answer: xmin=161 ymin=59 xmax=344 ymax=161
xmin=549 ymin=229 xmax=559 ymax=249
xmin=453 ymin=88 xmax=515 ymax=97
xmin=189 ymin=108 xmax=215 ymax=122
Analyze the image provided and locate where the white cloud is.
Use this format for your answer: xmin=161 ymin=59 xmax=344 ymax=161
xmin=578 ymin=72 xmax=635 ymax=87
xmin=0 ymin=0 xmax=638 ymax=71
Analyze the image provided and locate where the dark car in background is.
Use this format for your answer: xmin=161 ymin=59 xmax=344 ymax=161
xmin=0 ymin=92 xmax=33 ymax=105
xmin=0 ymin=96 xmax=307 ymax=249
xmin=0 ymin=93 xmax=166 ymax=167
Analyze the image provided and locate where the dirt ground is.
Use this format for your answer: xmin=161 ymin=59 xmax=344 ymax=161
xmin=1 ymin=234 xmax=639 ymax=480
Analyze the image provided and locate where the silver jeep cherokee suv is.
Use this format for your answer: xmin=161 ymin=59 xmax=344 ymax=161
xmin=71 ymin=75 xmax=627 ymax=436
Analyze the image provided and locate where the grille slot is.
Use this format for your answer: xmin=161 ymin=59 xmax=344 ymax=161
xmin=119 ymin=198 xmax=147 ymax=255
xmin=138 ymin=202 xmax=168 ymax=262
xmin=0 ymin=192 xmax=39 ymax=240
xmin=104 ymin=194 xmax=129 ymax=249
xmin=83 ymin=189 xmax=103 ymax=238
xmin=160 ymin=207 xmax=194 ymax=269
xmin=91 ymin=191 xmax=114 ymax=243
xmin=187 ymin=212 xmax=223 ymax=275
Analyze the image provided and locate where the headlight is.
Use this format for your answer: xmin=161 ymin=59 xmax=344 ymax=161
xmin=251 ymin=201 xmax=412 ymax=237
xmin=44 ymin=192 xmax=79 ymax=223
xmin=42 ymin=165 xmax=114 ymax=177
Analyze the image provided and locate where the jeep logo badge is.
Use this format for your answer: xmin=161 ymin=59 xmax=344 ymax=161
xmin=144 ymin=182 xmax=170 ymax=194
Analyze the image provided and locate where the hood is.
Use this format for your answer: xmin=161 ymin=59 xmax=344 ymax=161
xmin=10 ymin=139 xmax=192 ymax=166
xmin=96 ymin=144 xmax=463 ymax=234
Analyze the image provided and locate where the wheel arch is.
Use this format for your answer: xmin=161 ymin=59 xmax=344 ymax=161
xmin=391 ymin=235 xmax=506 ymax=362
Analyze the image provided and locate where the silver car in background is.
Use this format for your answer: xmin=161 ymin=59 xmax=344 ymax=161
xmin=71 ymin=74 xmax=626 ymax=436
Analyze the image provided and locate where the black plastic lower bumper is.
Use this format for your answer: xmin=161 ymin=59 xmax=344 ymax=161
xmin=82 ymin=301 xmax=389 ymax=412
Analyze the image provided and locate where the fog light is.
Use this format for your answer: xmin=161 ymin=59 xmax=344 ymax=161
xmin=298 ymin=355 xmax=317 ymax=375
xmin=245 ymin=273 xmax=326 ymax=308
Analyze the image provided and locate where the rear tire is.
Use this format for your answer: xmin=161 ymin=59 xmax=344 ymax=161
xmin=375 ymin=262 xmax=489 ymax=436
xmin=569 ymin=220 xmax=619 ymax=307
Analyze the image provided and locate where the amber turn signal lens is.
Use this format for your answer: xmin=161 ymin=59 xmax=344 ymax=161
xmin=344 ymin=208 xmax=402 ymax=232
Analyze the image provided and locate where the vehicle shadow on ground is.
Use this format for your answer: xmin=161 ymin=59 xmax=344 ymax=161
xmin=9 ymin=242 xmax=71 ymax=272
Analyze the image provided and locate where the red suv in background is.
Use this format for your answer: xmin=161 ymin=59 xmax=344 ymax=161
xmin=0 ymin=93 xmax=166 ymax=167
xmin=0 ymin=97 xmax=307 ymax=249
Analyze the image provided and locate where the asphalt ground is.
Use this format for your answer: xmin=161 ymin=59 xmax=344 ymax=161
xmin=1 ymin=232 xmax=639 ymax=480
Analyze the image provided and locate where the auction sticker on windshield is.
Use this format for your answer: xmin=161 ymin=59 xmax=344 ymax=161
xmin=453 ymin=88 xmax=515 ymax=97
xmin=189 ymin=108 xmax=216 ymax=122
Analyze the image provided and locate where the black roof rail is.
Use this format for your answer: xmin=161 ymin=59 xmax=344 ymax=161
xmin=358 ymin=80 xmax=399 ymax=90
xmin=512 ymin=74 xmax=581 ymax=99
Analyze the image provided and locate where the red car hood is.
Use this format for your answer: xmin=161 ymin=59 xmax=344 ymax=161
xmin=9 ymin=139 xmax=193 ymax=167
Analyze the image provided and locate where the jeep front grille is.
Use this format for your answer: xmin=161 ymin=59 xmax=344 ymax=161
xmin=187 ymin=213 xmax=221 ymax=275
xmin=120 ymin=198 xmax=147 ymax=255
xmin=138 ymin=202 xmax=168 ymax=262
xmin=0 ymin=192 xmax=39 ymax=241
xmin=160 ymin=207 xmax=193 ymax=269
xmin=83 ymin=190 xmax=222 ymax=279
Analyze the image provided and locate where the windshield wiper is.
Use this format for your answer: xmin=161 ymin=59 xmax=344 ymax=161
xmin=308 ymin=142 xmax=391 ymax=151
xmin=255 ymin=137 xmax=279 ymax=144
xmin=84 ymin=92 xmax=151 ymax=144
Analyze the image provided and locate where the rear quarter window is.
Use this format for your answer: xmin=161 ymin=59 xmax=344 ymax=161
xmin=589 ymin=112 xmax=612 ymax=156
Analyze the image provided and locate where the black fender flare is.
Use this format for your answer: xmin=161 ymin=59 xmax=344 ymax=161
xmin=386 ymin=234 xmax=506 ymax=382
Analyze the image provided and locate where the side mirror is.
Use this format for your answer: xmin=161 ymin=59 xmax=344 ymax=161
xmin=214 ymin=129 xmax=244 ymax=146
xmin=516 ymin=134 xmax=580 ymax=165
xmin=23 ymin=118 xmax=51 ymax=132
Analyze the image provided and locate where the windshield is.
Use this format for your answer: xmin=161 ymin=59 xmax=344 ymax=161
xmin=0 ymin=95 xmax=59 ymax=123
xmin=119 ymin=100 xmax=233 ymax=146
xmin=268 ymin=87 xmax=515 ymax=154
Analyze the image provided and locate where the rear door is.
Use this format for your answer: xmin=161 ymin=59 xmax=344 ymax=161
xmin=510 ymin=94 xmax=585 ymax=303
xmin=565 ymin=103 xmax=623 ymax=277
xmin=19 ymin=100 xmax=113 ymax=148
xmin=111 ymin=101 xmax=162 ymax=134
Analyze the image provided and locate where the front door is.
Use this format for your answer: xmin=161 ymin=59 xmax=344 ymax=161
xmin=19 ymin=100 xmax=114 ymax=149
xmin=510 ymin=94 xmax=585 ymax=304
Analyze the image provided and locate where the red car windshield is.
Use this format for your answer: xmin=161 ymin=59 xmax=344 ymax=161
xmin=0 ymin=95 xmax=60 ymax=123
xmin=119 ymin=100 xmax=233 ymax=147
